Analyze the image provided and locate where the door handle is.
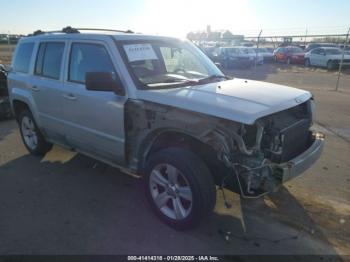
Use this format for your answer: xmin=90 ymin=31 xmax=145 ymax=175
xmin=31 ymin=86 xmax=40 ymax=92
xmin=63 ymin=93 xmax=77 ymax=101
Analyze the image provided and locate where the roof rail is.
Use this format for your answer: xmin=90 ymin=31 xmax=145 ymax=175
xmin=75 ymin=28 xmax=134 ymax=34
xmin=28 ymin=26 xmax=134 ymax=36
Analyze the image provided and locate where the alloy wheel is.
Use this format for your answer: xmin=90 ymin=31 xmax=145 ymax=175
xmin=21 ymin=116 xmax=38 ymax=150
xmin=149 ymin=164 xmax=193 ymax=220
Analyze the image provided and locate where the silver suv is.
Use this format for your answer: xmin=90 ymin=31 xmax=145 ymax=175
xmin=8 ymin=28 xmax=324 ymax=229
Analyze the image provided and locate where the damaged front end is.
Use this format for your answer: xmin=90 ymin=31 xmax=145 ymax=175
xmin=126 ymin=98 xmax=324 ymax=199
xmin=223 ymin=99 xmax=324 ymax=198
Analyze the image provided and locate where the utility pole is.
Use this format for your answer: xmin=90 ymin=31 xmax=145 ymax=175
xmin=255 ymin=30 xmax=262 ymax=69
xmin=304 ymin=28 xmax=308 ymax=47
xmin=7 ymin=31 xmax=10 ymax=45
xmin=335 ymin=27 xmax=350 ymax=91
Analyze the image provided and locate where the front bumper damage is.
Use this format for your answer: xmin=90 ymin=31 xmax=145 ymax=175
xmin=234 ymin=132 xmax=325 ymax=198
xmin=279 ymin=132 xmax=324 ymax=183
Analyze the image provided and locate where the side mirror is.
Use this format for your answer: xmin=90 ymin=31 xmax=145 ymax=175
xmin=85 ymin=72 xmax=125 ymax=96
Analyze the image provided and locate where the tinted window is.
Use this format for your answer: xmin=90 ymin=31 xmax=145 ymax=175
xmin=311 ymin=48 xmax=321 ymax=54
xmin=69 ymin=43 xmax=115 ymax=84
xmin=13 ymin=42 xmax=34 ymax=73
xmin=35 ymin=42 xmax=65 ymax=79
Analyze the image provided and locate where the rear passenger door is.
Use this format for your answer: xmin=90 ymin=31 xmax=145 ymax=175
xmin=310 ymin=48 xmax=323 ymax=66
xmin=31 ymin=41 xmax=66 ymax=142
xmin=61 ymin=41 xmax=127 ymax=165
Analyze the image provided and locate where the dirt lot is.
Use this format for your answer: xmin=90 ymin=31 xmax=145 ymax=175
xmin=0 ymin=63 xmax=349 ymax=257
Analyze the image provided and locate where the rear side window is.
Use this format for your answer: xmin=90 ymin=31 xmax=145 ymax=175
xmin=13 ymin=43 xmax=34 ymax=73
xmin=35 ymin=42 xmax=65 ymax=79
xmin=68 ymin=43 xmax=115 ymax=84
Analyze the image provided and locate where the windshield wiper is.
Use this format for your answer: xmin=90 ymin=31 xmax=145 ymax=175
xmin=198 ymin=74 xmax=231 ymax=84
xmin=146 ymin=78 xmax=199 ymax=88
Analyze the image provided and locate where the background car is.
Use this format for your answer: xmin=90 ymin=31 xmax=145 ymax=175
xmin=273 ymin=46 xmax=305 ymax=64
xmin=304 ymin=47 xmax=350 ymax=70
xmin=202 ymin=46 xmax=218 ymax=61
xmin=217 ymin=47 xmax=255 ymax=68
xmin=255 ymin=47 xmax=274 ymax=62
xmin=304 ymin=43 xmax=338 ymax=52
xmin=0 ymin=64 xmax=12 ymax=119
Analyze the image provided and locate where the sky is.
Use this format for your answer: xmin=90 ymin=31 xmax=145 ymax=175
xmin=0 ymin=0 xmax=349 ymax=37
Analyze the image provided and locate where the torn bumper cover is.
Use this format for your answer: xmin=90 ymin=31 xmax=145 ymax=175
xmin=234 ymin=132 xmax=325 ymax=198
xmin=278 ymin=132 xmax=325 ymax=183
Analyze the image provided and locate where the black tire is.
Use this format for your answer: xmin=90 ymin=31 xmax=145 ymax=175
xmin=18 ymin=110 xmax=52 ymax=155
xmin=305 ymin=58 xmax=310 ymax=67
xmin=327 ymin=60 xmax=335 ymax=70
xmin=143 ymin=147 xmax=216 ymax=230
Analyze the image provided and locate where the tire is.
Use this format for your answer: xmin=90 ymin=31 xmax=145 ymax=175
xmin=143 ymin=147 xmax=216 ymax=230
xmin=305 ymin=58 xmax=310 ymax=67
xmin=327 ymin=60 xmax=335 ymax=70
xmin=19 ymin=110 xmax=52 ymax=155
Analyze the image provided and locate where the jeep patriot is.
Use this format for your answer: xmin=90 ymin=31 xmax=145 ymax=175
xmin=8 ymin=27 xmax=324 ymax=229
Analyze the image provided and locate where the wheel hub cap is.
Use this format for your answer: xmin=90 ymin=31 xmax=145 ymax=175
xmin=149 ymin=164 xmax=193 ymax=220
xmin=21 ymin=116 xmax=38 ymax=150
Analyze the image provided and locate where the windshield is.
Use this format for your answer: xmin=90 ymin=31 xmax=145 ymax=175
xmin=117 ymin=40 xmax=224 ymax=89
xmin=326 ymin=49 xmax=342 ymax=55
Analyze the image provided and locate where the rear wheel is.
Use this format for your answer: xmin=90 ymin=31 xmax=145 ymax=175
xmin=19 ymin=110 xmax=52 ymax=155
xmin=144 ymin=147 xmax=216 ymax=230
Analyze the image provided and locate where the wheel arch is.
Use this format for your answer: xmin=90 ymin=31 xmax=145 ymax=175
xmin=12 ymin=99 xmax=32 ymax=121
xmin=136 ymin=128 xmax=230 ymax=185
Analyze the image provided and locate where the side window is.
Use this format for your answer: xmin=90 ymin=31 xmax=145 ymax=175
xmin=35 ymin=42 xmax=65 ymax=79
xmin=13 ymin=42 xmax=34 ymax=73
xmin=69 ymin=43 xmax=115 ymax=84
xmin=312 ymin=48 xmax=320 ymax=54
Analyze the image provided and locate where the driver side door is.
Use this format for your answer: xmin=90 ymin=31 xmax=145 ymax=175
xmin=61 ymin=41 xmax=127 ymax=165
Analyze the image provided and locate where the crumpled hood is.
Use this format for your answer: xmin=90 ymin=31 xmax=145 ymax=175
xmin=135 ymin=78 xmax=311 ymax=125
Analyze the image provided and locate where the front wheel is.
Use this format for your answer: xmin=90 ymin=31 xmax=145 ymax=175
xmin=19 ymin=110 xmax=52 ymax=155
xmin=305 ymin=58 xmax=311 ymax=67
xmin=144 ymin=148 xmax=216 ymax=230
xmin=327 ymin=60 xmax=336 ymax=70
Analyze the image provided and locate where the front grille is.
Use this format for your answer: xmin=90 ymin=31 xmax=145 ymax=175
xmin=279 ymin=119 xmax=311 ymax=162
xmin=261 ymin=100 xmax=312 ymax=163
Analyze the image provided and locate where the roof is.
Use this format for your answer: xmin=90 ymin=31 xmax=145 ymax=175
xmin=20 ymin=27 xmax=181 ymax=43
xmin=20 ymin=32 xmax=180 ymax=43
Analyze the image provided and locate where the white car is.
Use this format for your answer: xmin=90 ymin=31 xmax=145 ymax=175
xmin=304 ymin=47 xmax=350 ymax=70
xmin=255 ymin=47 xmax=274 ymax=62
xmin=245 ymin=47 xmax=264 ymax=65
